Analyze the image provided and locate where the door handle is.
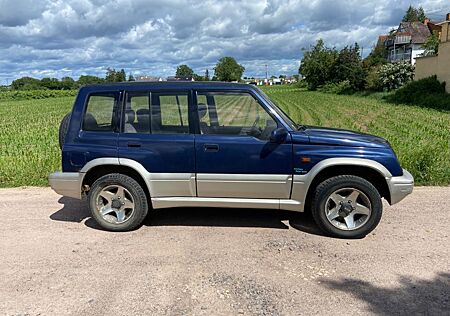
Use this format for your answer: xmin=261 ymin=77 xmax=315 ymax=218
xmin=127 ymin=142 xmax=141 ymax=148
xmin=204 ymin=144 xmax=219 ymax=152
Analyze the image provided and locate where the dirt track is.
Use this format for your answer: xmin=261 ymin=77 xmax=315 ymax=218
xmin=0 ymin=187 xmax=449 ymax=315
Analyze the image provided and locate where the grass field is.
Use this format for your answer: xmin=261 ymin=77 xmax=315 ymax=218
xmin=0 ymin=86 xmax=449 ymax=187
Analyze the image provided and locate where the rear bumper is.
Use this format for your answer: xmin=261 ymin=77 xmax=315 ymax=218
xmin=388 ymin=169 xmax=414 ymax=205
xmin=48 ymin=172 xmax=83 ymax=199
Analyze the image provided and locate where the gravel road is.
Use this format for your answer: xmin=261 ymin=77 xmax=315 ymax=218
xmin=0 ymin=187 xmax=449 ymax=316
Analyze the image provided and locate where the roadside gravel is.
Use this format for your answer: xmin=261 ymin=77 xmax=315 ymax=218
xmin=0 ymin=187 xmax=449 ymax=315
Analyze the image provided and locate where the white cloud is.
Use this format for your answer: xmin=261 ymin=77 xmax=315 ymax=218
xmin=0 ymin=0 xmax=449 ymax=84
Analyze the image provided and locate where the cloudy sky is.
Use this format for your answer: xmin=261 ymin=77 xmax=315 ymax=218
xmin=0 ymin=0 xmax=448 ymax=84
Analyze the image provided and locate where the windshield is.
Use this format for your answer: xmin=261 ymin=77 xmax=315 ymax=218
xmin=258 ymin=89 xmax=300 ymax=130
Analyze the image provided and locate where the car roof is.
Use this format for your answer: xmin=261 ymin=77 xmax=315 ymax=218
xmin=80 ymin=81 xmax=259 ymax=93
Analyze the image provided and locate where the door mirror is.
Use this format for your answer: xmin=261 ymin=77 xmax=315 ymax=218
xmin=270 ymin=128 xmax=288 ymax=143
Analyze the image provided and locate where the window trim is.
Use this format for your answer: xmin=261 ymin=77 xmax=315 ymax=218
xmin=81 ymin=91 xmax=121 ymax=133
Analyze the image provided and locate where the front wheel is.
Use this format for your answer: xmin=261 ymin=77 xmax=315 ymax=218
xmin=88 ymin=173 xmax=148 ymax=231
xmin=311 ymin=175 xmax=382 ymax=239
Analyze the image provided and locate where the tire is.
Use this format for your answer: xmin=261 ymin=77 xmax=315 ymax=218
xmin=88 ymin=173 xmax=149 ymax=232
xmin=59 ymin=113 xmax=71 ymax=149
xmin=311 ymin=175 xmax=382 ymax=239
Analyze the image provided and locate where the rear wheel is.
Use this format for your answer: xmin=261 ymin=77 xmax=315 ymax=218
xmin=311 ymin=175 xmax=382 ymax=239
xmin=88 ymin=173 xmax=148 ymax=231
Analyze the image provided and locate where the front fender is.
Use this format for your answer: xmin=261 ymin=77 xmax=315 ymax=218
xmin=291 ymin=157 xmax=392 ymax=211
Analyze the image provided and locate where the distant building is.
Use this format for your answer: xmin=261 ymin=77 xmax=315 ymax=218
xmin=166 ymin=76 xmax=194 ymax=81
xmin=136 ymin=76 xmax=163 ymax=82
xmin=243 ymin=76 xmax=297 ymax=86
xmin=384 ymin=21 xmax=432 ymax=64
xmin=415 ymin=13 xmax=450 ymax=92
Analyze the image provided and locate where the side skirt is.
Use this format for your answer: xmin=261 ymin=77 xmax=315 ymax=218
xmin=151 ymin=197 xmax=303 ymax=212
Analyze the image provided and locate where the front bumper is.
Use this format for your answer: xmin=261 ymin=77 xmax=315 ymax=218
xmin=48 ymin=172 xmax=83 ymax=199
xmin=387 ymin=169 xmax=414 ymax=205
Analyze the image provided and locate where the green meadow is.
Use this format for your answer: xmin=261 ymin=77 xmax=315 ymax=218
xmin=0 ymin=86 xmax=448 ymax=187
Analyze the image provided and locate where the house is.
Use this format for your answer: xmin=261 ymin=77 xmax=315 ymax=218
xmin=384 ymin=21 xmax=431 ymax=64
xmin=136 ymin=75 xmax=163 ymax=82
xmin=166 ymin=76 xmax=194 ymax=81
xmin=415 ymin=13 xmax=450 ymax=92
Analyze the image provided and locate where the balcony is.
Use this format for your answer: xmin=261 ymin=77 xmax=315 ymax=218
xmin=384 ymin=34 xmax=411 ymax=47
xmin=388 ymin=52 xmax=412 ymax=62
xmin=395 ymin=35 xmax=411 ymax=44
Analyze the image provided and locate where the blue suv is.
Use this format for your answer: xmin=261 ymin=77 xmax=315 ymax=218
xmin=49 ymin=82 xmax=413 ymax=238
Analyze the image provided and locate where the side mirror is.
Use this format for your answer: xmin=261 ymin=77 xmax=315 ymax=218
xmin=270 ymin=128 xmax=288 ymax=143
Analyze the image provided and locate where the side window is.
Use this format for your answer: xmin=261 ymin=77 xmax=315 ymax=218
xmin=197 ymin=92 xmax=277 ymax=140
xmin=83 ymin=94 xmax=118 ymax=132
xmin=124 ymin=93 xmax=150 ymax=134
xmin=151 ymin=93 xmax=189 ymax=134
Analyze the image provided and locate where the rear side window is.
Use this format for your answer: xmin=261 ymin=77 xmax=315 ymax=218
xmin=154 ymin=93 xmax=189 ymax=134
xmin=83 ymin=94 xmax=118 ymax=132
xmin=124 ymin=93 xmax=150 ymax=133
xmin=123 ymin=91 xmax=190 ymax=134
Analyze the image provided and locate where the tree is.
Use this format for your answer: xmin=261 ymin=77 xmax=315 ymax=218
xmin=116 ymin=69 xmax=126 ymax=82
xmin=77 ymin=75 xmax=104 ymax=86
xmin=61 ymin=77 xmax=75 ymax=90
xmin=105 ymin=68 xmax=117 ymax=82
xmin=422 ymin=31 xmax=440 ymax=56
xmin=364 ymin=41 xmax=388 ymax=68
xmin=299 ymin=39 xmax=338 ymax=90
xmin=204 ymin=69 xmax=210 ymax=81
xmin=176 ymin=64 xmax=194 ymax=78
xmin=105 ymin=68 xmax=126 ymax=82
xmin=128 ymin=74 xmax=135 ymax=82
xmin=214 ymin=57 xmax=245 ymax=82
xmin=402 ymin=5 xmax=428 ymax=23
xmin=332 ymin=43 xmax=367 ymax=91
xmin=40 ymin=77 xmax=61 ymax=90
xmin=11 ymin=77 xmax=42 ymax=90
xmin=417 ymin=6 xmax=427 ymax=23
xmin=403 ymin=5 xmax=417 ymax=22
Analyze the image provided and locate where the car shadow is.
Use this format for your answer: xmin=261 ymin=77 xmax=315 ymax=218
xmin=320 ymin=273 xmax=450 ymax=315
xmin=50 ymin=197 xmax=91 ymax=223
xmin=50 ymin=197 xmax=325 ymax=235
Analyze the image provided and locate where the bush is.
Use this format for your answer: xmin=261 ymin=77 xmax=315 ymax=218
xmin=319 ymin=80 xmax=353 ymax=95
xmin=366 ymin=66 xmax=383 ymax=91
xmin=378 ymin=62 xmax=415 ymax=91
xmin=295 ymin=80 xmax=308 ymax=89
xmin=386 ymin=76 xmax=450 ymax=110
xmin=0 ymin=89 xmax=77 ymax=101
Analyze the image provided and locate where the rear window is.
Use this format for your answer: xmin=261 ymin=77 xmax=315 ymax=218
xmin=83 ymin=94 xmax=118 ymax=132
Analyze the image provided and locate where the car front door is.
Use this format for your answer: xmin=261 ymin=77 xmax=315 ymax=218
xmin=194 ymin=90 xmax=293 ymax=199
xmin=118 ymin=90 xmax=196 ymax=197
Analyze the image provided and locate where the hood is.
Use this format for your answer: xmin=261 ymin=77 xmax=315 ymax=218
xmin=294 ymin=126 xmax=390 ymax=148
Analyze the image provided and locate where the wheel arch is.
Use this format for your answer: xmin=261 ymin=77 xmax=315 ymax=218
xmin=302 ymin=160 xmax=392 ymax=212
xmin=81 ymin=160 xmax=151 ymax=203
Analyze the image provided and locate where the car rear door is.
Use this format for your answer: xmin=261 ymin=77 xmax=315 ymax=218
xmin=118 ymin=89 xmax=196 ymax=197
xmin=64 ymin=91 xmax=120 ymax=170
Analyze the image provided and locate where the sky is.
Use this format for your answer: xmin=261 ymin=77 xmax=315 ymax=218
xmin=0 ymin=0 xmax=449 ymax=84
